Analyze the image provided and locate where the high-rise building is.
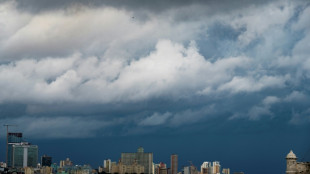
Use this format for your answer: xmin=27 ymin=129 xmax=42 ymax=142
xmin=104 ymin=159 xmax=112 ymax=173
xmin=12 ymin=142 xmax=38 ymax=168
xmin=171 ymin=154 xmax=178 ymax=174
xmin=212 ymin=161 xmax=220 ymax=174
xmin=183 ymin=166 xmax=190 ymax=174
xmin=41 ymin=155 xmax=52 ymax=167
xmin=99 ymin=166 xmax=104 ymax=173
xmin=155 ymin=162 xmax=168 ymax=174
xmin=154 ymin=163 xmax=160 ymax=174
xmin=7 ymin=133 xmax=23 ymax=167
xmin=201 ymin=162 xmax=211 ymax=174
xmin=121 ymin=147 xmax=153 ymax=174
xmin=183 ymin=165 xmax=198 ymax=174
xmin=167 ymin=168 xmax=171 ymax=174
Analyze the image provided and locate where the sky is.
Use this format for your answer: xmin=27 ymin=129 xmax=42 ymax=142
xmin=0 ymin=0 xmax=310 ymax=173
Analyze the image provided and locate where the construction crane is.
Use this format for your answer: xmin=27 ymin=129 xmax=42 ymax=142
xmin=3 ymin=124 xmax=17 ymax=166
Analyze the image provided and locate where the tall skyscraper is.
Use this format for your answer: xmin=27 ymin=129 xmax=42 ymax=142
xmin=121 ymin=147 xmax=153 ymax=174
xmin=7 ymin=132 xmax=23 ymax=167
xmin=12 ymin=142 xmax=38 ymax=168
xmin=171 ymin=154 xmax=178 ymax=174
xmin=104 ymin=159 xmax=112 ymax=173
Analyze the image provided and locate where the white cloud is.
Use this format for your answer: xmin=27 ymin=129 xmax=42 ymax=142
xmin=139 ymin=112 xmax=172 ymax=126
xmin=248 ymin=106 xmax=273 ymax=120
xmin=230 ymin=95 xmax=281 ymax=121
xmin=0 ymin=0 xmax=309 ymax=133
xmin=0 ymin=1 xmax=32 ymax=42
xmin=0 ymin=2 xmax=207 ymax=61
xmin=292 ymin=5 xmax=310 ymax=32
xmin=262 ymin=96 xmax=280 ymax=106
xmin=0 ymin=40 xmax=258 ymax=104
xmin=229 ymin=1 xmax=293 ymax=46
xmin=284 ymin=91 xmax=307 ymax=102
xmin=169 ymin=105 xmax=216 ymax=126
xmin=218 ymin=75 xmax=286 ymax=94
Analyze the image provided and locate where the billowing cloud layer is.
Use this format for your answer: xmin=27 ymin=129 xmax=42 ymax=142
xmin=0 ymin=116 xmax=110 ymax=138
xmin=0 ymin=0 xmax=310 ymax=138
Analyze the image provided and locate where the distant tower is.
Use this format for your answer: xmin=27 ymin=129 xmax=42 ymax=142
xmin=286 ymin=150 xmax=298 ymax=174
xmin=171 ymin=154 xmax=178 ymax=174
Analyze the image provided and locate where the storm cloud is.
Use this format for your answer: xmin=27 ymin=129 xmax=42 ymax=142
xmin=0 ymin=0 xmax=309 ymax=140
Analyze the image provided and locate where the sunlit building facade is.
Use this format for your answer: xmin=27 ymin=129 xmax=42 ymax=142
xmin=121 ymin=147 xmax=153 ymax=174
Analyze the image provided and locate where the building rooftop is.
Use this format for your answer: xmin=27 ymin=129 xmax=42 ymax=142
xmin=286 ymin=150 xmax=297 ymax=159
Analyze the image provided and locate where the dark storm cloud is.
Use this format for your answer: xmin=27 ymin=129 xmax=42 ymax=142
xmin=13 ymin=0 xmax=272 ymax=14
xmin=0 ymin=0 xmax=310 ymax=139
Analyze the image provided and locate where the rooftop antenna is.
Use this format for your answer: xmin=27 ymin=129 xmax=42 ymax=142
xmin=3 ymin=124 xmax=17 ymax=166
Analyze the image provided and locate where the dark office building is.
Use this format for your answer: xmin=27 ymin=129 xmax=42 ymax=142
xmin=7 ymin=133 xmax=23 ymax=167
xmin=41 ymin=155 xmax=52 ymax=167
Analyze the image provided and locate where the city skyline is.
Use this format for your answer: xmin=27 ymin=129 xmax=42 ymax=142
xmin=0 ymin=129 xmax=309 ymax=173
xmin=2 ymin=138 xmax=308 ymax=174
xmin=1 ymin=139 xmax=236 ymax=174
xmin=0 ymin=0 xmax=310 ymax=174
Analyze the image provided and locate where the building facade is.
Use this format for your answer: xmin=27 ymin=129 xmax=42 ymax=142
xmin=41 ymin=155 xmax=52 ymax=167
xmin=60 ymin=158 xmax=73 ymax=168
xmin=7 ymin=132 xmax=23 ymax=167
xmin=222 ymin=168 xmax=230 ymax=174
xmin=212 ymin=161 xmax=220 ymax=174
xmin=104 ymin=159 xmax=112 ymax=173
xmin=201 ymin=162 xmax=211 ymax=174
xmin=155 ymin=162 xmax=168 ymax=174
xmin=183 ymin=165 xmax=198 ymax=174
xmin=111 ymin=160 xmax=145 ymax=174
xmin=12 ymin=142 xmax=38 ymax=168
xmin=286 ymin=150 xmax=310 ymax=174
xmin=171 ymin=154 xmax=178 ymax=174
xmin=121 ymin=147 xmax=153 ymax=174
